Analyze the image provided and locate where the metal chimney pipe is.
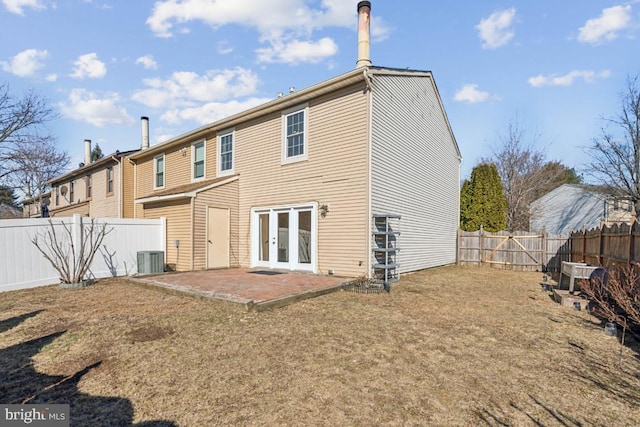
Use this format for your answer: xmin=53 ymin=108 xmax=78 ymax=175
xmin=84 ymin=139 xmax=91 ymax=165
xmin=356 ymin=1 xmax=372 ymax=68
xmin=141 ymin=116 xmax=150 ymax=150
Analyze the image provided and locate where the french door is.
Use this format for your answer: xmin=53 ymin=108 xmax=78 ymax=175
xmin=252 ymin=204 xmax=316 ymax=272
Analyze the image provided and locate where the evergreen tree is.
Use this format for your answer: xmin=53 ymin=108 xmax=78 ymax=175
xmin=91 ymin=144 xmax=104 ymax=162
xmin=0 ymin=184 xmax=18 ymax=208
xmin=460 ymin=163 xmax=507 ymax=232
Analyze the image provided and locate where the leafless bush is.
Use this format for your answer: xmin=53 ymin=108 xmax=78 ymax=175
xmin=32 ymin=218 xmax=112 ymax=284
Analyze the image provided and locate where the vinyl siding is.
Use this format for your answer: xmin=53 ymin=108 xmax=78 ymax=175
xmin=236 ymin=83 xmax=370 ymax=277
xmin=143 ymin=198 xmax=192 ymax=271
xmin=193 ymin=180 xmax=240 ymax=269
xmin=122 ymin=159 xmax=135 ymax=218
xmin=371 ymin=74 xmax=460 ymax=272
xmin=50 ymin=201 xmax=90 ymax=217
xmin=136 ymin=143 xmax=194 ymax=199
xmin=90 ymin=163 xmax=120 ymax=218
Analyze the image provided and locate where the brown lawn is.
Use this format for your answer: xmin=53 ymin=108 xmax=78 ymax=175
xmin=1 ymin=265 xmax=639 ymax=426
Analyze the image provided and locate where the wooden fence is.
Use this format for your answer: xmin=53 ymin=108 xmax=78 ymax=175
xmin=570 ymin=221 xmax=640 ymax=266
xmin=458 ymin=227 xmax=571 ymax=272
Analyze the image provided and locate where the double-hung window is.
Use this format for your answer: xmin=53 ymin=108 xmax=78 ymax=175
xmin=282 ymin=105 xmax=308 ymax=164
xmin=107 ymin=167 xmax=114 ymax=194
xmin=155 ymin=154 xmax=165 ymax=188
xmin=192 ymin=141 xmax=205 ymax=180
xmin=86 ymin=175 xmax=92 ymax=199
xmin=217 ymin=130 xmax=234 ymax=176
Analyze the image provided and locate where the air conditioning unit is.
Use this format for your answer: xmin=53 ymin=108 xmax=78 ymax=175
xmin=137 ymin=251 xmax=164 ymax=275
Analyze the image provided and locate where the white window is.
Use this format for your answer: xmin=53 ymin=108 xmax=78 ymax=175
xmin=192 ymin=140 xmax=205 ymax=180
xmin=154 ymin=154 xmax=165 ymax=189
xmin=217 ymin=130 xmax=234 ymax=176
xmin=282 ymin=105 xmax=308 ymax=164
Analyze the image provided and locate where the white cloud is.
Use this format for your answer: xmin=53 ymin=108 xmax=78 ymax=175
xmin=2 ymin=0 xmax=46 ymax=15
xmin=528 ymin=70 xmax=611 ymax=87
xmin=131 ymin=67 xmax=261 ymax=109
xmin=161 ymin=97 xmax=272 ymax=125
xmin=58 ymin=89 xmax=135 ymax=127
xmin=256 ymin=37 xmax=339 ymax=64
xmin=146 ymin=0 xmax=390 ymax=64
xmin=136 ymin=55 xmax=158 ymax=70
xmin=0 ymin=48 xmax=49 ymax=77
xmin=70 ymin=53 xmax=107 ymax=79
xmin=217 ymin=41 xmax=234 ymax=55
xmin=454 ymin=84 xmax=492 ymax=104
xmin=45 ymin=73 xmax=57 ymax=82
xmin=476 ymin=8 xmax=517 ymax=49
xmin=578 ymin=5 xmax=633 ymax=45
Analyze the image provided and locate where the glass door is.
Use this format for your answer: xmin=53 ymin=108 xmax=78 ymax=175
xmin=252 ymin=205 xmax=316 ymax=272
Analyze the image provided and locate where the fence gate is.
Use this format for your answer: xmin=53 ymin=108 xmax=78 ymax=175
xmin=481 ymin=233 xmax=542 ymax=269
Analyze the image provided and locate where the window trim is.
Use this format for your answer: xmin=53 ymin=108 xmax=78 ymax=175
xmin=69 ymin=181 xmax=75 ymax=203
xmin=192 ymin=140 xmax=206 ymax=182
xmin=154 ymin=153 xmax=165 ymax=189
xmin=281 ymin=104 xmax=309 ymax=165
xmin=217 ymin=129 xmax=235 ymax=177
xmin=86 ymin=174 xmax=92 ymax=199
xmin=107 ymin=166 xmax=114 ymax=195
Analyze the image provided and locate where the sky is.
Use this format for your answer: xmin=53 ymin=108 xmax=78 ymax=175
xmin=1 ymin=0 xmax=639 ymax=182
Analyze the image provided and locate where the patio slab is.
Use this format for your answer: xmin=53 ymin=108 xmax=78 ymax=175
xmin=131 ymin=268 xmax=350 ymax=311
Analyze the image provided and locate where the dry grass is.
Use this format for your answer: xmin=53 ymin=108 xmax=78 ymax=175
xmin=1 ymin=265 xmax=639 ymax=426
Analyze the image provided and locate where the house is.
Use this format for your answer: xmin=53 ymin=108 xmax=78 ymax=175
xmin=529 ymin=184 xmax=636 ymax=234
xmin=47 ymin=139 xmax=140 ymax=218
xmin=22 ymin=191 xmax=51 ymax=218
xmin=128 ymin=1 xmax=462 ymax=277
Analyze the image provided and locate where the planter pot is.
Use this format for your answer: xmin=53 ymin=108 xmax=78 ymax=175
xmin=60 ymin=280 xmax=89 ymax=289
xmin=604 ymin=322 xmax=617 ymax=337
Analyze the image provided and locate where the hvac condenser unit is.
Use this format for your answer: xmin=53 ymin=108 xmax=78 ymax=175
xmin=137 ymin=251 xmax=164 ymax=275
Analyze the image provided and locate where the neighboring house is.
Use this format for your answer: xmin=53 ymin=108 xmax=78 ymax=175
xmin=48 ymin=139 xmax=139 ymax=218
xmin=22 ymin=191 xmax=51 ymax=218
xmin=529 ymin=184 xmax=636 ymax=234
xmin=129 ymin=64 xmax=462 ymax=276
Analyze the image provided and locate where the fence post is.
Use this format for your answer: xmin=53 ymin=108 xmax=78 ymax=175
xmin=457 ymin=228 xmax=461 ymax=265
xmin=598 ymin=223 xmax=605 ymax=266
xmin=72 ymin=214 xmax=83 ymax=275
xmin=541 ymin=226 xmax=547 ymax=272
xmin=479 ymin=225 xmax=484 ymax=265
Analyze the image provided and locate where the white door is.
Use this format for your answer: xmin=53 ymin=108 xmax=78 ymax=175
xmin=252 ymin=205 xmax=316 ymax=272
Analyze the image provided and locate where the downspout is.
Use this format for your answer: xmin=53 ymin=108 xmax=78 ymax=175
xmin=129 ymin=158 xmax=137 ymax=219
xmin=111 ymin=155 xmax=122 ymax=218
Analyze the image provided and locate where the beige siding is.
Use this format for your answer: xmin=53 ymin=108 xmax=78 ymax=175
xmin=122 ymin=159 xmax=135 ymax=218
xmin=136 ymin=141 xmax=218 ymax=199
xmin=50 ymin=201 xmax=90 ymax=217
xmin=143 ymin=199 xmax=192 ymax=271
xmin=236 ymin=83 xmax=370 ymax=277
xmin=193 ymin=180 xmax=240 ymax=269
xmin=90 ymin=164 xmax=120 ymax=217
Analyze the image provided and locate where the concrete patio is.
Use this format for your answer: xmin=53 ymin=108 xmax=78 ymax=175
xmin=131 ymin=268 xmax=350 ymax=311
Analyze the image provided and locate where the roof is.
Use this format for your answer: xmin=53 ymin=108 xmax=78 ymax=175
xmin=130 ymin=66 xmax=460 ymax=161
xmin=48 ymin=149 xmax=140 ymax=185
xmin=135 ymin=174 xmax=239 ymax=204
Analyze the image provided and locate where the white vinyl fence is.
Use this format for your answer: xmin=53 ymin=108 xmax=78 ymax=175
xmin=0 ymin=215 xmax=166 ymax=292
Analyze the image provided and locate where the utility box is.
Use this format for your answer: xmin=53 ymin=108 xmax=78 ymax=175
xmin=137 ymin=251 xmax=164 ymax=275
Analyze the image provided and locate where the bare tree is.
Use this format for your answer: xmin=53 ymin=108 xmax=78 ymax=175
xmin=585 ymin=74 xmax=640 ymax=215
xmin=7 ymin=138 xmax=69 ymax=213
xmin=484 ymin=119 xmax=576 ymax=231
xmin=32 ymin=218 xmax=112 ymax=284
xmin=0 ymin=82 xmax=58 ymax=182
